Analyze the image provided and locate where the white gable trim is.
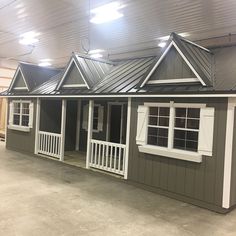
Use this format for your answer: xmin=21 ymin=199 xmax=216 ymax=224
xmin=147 ymin=78 xmax=199 ymax=85
xmin=9 ymin=67 xmax=29 ymax=92
xmin=62 ymin=84 xmax=87 ymax=88
xmin=57 ymin=58 xmax=90 ymax=90
xmin=140 ymin=41 xmax=206 ymax=87
xmin=13 ymin=87 xmax=28 ymax=90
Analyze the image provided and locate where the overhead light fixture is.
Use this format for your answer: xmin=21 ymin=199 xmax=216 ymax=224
xmin=90 ymin=53 xmax=103 ymax=59
xmin=38 ymin=62 xmax=52 ymax=67
xmin=15 ymin=4 xmax=24 ymax=9
xmin=90 ymin=2 xmax=124 ymax=24
xmin=88 ymin=49 xmax=104 ymax=54
xmin=19 ymin=31 xmax=39 ymax=46
xmin=40 ymin=58 xmax=52 ymax=62
xmin=158 ymin=42 xmax=167 ymax=48
xmin=17 ymin=8 xmax=25 ymax=14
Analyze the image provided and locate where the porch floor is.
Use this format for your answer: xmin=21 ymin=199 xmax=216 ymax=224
xmin=64 ymin=151 xmax=86 ymax=168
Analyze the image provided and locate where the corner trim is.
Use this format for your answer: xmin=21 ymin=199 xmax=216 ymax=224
xmin=222 ymin=98 xmax=236 ymax=208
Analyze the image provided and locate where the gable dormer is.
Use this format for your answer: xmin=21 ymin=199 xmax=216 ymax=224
xmin=57 ymin=58 xmax=89 ymax=89
xmin=140 ymin=32 xmax=213 ymax=87
xmin=56 ymin=54 xmax=114 ymax=90
xmin=8 ymin=67 xmax=29 ymax=92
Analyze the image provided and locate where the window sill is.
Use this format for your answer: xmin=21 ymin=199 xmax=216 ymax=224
xmin=138 ymin=145 xmax=202 ymax=163
xmin=8 ymin=125 xmax=30 ymax=132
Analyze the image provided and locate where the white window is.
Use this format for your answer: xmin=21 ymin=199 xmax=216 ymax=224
xmin=147 ymin=107 xmax=170 ymax=147
xmin=82 ymin=104 xmax=104 ymax=132
xmin=136 ymin=102 xmax=215 ymax=163
xmin=173 ymin=108 xmax=200 ymax=152
xmin=9 ymin=100 xmax=34 ymax=132
xmin=93 ymin=105 xmax=99 ymax=131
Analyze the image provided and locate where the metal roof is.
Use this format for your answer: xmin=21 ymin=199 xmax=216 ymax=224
xmin=56 ymin=54 xmax=114 ymax=90
xmin=2 ymin=33 xmax=236 ymax=97
xmin=8 ymin=62 xmax=62 ymax=93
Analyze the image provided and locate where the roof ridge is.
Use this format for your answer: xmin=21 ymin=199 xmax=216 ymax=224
xmin=170 ymin=32 xmax=211 ymax=53
xmin=73 ymin=52 xmax=115 ymax=65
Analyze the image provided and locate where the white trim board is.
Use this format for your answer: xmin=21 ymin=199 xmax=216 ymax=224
xmin=57 ymin=58 xmax=90 ymax=90
xmin=147 ymin=78 xmax=199 ymax=84
xmin=222 ymin=98 xmax=236 ymax=209
xmin=8 ymin=67 xmax=29 ymax=92
xmin=62 ymin=84 xmax=87 ymax=88
xmin=13 ymin=87 xmax=28 ymax=90
xmin=140 ymin=41 xmax=206 ymax=87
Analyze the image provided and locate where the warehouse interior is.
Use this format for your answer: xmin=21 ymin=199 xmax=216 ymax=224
xmin=1 ymin=0 xmax=236 ymax=235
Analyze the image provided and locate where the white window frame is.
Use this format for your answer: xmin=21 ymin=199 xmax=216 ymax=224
xmin=82 ymin=103 xmax=103 ymax=133
xmin=138 ymin=101 xmax=206 ymax=163
xmin=92 ymin=104 xmax=100 ymax=132
xmin=8 ymin=100 xmax=33 ymax=132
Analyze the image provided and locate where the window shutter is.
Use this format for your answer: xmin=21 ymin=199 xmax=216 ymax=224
xmin=136 ymin=105 xmax=148 ymax=145
xmin=82 ymin=104 xmax=89 ymax=130
xmin=198 ymin=107 xmax=215 ymax=156
xmin=9 ymin=102 xmax=13 ymax=125
xmin=29 ymin=103 xmax=34 ymax=128
xmin=98 ymin=105 xmax=104 ymax=132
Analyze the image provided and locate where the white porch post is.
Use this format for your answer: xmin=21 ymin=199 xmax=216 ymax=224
xmin=124 ymin=97 xmax=132 ymax=179
xmin=34 ymin=98 xmax=41 ymax=155
xmin=222 ymin=98 xmax=236 ymax=208
xmin=75 ymin=100 xmax=81 ymax=151
xmin=86 ymin=100 xmax=94 ymax=169
xmin=60 ymin=99 xmax=67 ymax=161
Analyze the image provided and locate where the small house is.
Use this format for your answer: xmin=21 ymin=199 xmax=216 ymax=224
xmin=2 ymin=33 xmax=236 ymax=213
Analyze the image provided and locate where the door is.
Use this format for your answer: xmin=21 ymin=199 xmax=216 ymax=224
xmin=108 ymin=104 xmax=123 ymax=144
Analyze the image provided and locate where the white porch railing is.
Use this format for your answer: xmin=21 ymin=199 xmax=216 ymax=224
xmin=38 ymin=131 xmax=62 ymax=159
xmin=89 ymin=139 xmax=126 ymax=176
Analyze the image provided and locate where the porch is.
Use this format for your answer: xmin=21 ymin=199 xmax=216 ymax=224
xmin=34 ymin=98 xmax=131 ymax=178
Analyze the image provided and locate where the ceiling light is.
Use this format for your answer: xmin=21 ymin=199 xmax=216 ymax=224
xmin=19 ymin=31 xmax=39 ymax=45
xmin=40 ymin=58 xmax=52 ymax=62
xmin=158 ymin=42 xmax=167 ymax=48
xmin=38 ymin=62 xmax=52 ymax=67
xmin=15 ymin=4 xmax=24 ymax=9
xmin=88 ymin=49 xmax=104 ymax=54
xmin=90 ymin=53 xmax=103 ymax=59
xmin=17 ymin=8 xmax=25 ymax=14
xmin=90 ymin=2 xmax=124 ymax=24
xmin=18 ymin=14 xmax=28 ymax=19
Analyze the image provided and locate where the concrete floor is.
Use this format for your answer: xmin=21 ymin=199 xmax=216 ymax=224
xmin=1 ymin=142 xmax=236 ymax=236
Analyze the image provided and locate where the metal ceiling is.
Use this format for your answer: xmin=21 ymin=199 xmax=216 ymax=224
xmin=1 ymin=0 xmax=236 ymax=68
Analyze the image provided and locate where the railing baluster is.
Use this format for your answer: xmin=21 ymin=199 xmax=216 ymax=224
xmin=98 ymin=143 xmax=101 ymax=166
xmin=90 ymin=141 xmax=94 ymax=166
xmin=118 ymin=146 xmax=122 ymax=172
xmin=94 ymin=143 xmax=97 ymax=166
xmin=114 ymin=146 xmax=117 ymax=171
xmin=102 ymin=143 xmax=105 ymax=167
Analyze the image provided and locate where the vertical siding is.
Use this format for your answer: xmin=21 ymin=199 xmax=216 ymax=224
xmin=128 ymin=97 xmax=227 ymax=208
xmin=6 ymin=98 xmax=37 ymax=154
